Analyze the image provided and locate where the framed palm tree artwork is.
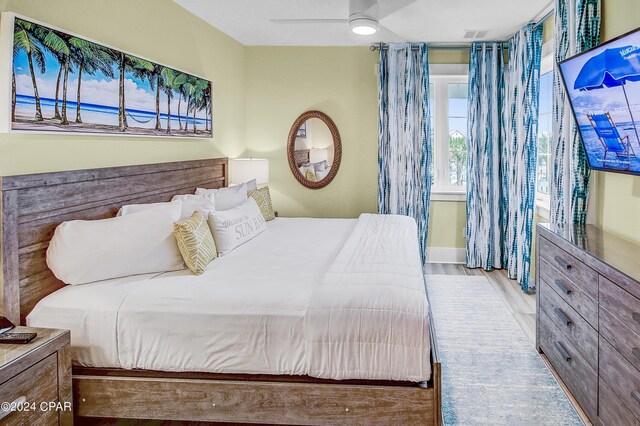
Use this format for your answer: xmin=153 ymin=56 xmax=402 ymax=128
xmin=0 ymin=13 xmax=213 ymax=138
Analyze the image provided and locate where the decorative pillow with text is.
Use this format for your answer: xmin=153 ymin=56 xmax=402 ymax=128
xmin=208 ymin=198 xmax=266 ymax=255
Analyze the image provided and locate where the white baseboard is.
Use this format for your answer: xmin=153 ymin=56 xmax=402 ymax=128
xmin=426 ymin=247 xmax=466 ymax=264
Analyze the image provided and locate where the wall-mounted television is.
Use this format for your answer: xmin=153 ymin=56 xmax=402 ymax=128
xmin=559 ymin=27 xmax=640 ymax=176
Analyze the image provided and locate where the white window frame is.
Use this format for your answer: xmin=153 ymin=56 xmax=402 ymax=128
xmin=430 ymin=67 xmax=469 ymax=202
xmin=536 ymin=40 xmax=554 ymax=220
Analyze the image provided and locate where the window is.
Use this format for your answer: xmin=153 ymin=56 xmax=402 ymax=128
xmin=429 ymin=83 xmax=435 ymax=142
xmin=430 ymin=75 xmax=469 ymax=199
xmin=537 ymin=72 xmax=552 ymax=204
xmin=537 ymin=43 xmax=554 ymax=217
xmin=448 ymin=83 xmax=469 ymax=187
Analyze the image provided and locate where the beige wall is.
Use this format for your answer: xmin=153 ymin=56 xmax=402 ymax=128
xmin=12 ymin=0 xmax=629 ymax=256
xmin=0 ymin=0 xmax=247 ymax=176
xmin=595 ymin=0 xmax=640 ymax=244
xmin=0 ymin=0 xmax=465 ymax=249
xmin=427 ymin=201 xmax=467 ymax=248
xmin=244 ymin=46 xmax=470 ymax=252
xmin=542 ymin=15 xmax=555 ymax=44
xmin=244 ymin=47 xmax=379 ymax=218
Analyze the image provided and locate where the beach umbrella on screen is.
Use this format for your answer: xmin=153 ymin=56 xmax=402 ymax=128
xmin=574 ymin=44 xmax=640 ymax=144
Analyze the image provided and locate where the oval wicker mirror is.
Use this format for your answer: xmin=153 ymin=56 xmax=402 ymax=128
xmin=287 ymin=110 xmax=342 ymax=189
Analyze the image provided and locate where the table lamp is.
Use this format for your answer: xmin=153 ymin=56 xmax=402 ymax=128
xmin=230 ymin=158 xmax=269 ymax=186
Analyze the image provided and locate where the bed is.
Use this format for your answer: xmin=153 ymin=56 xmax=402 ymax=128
xmin=0 ymin=158 xmax=441 ymax=425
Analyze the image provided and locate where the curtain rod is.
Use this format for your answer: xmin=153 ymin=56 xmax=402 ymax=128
xmin=370 ymin=8 xmax=554 ymax=52
xmin=532 ymin=9 xmax=554 ymax=30
xmin=369 ymin=43 xmax=508 ymax=52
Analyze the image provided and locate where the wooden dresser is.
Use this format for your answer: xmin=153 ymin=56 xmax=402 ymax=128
xmin=0 ymin=327 xmax=71 ymax=425
xmin=537 ymin=223 xmax=640 ymax=425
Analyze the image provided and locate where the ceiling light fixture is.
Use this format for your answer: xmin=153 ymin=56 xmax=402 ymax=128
xmin=349 ymin=17 xmax=379 ymax=36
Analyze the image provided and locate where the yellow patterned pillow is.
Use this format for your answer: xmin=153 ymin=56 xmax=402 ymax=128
xmin=173 ymin=211 xmax=217 ymax=275
xmin=248 ymin=186 xmax=276 ymax=221
xmin=305 ymin=169 xmax=317 ymax=182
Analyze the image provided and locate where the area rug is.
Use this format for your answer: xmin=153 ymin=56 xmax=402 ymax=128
xmin=426 ymin=275 xmax=584 ymax=425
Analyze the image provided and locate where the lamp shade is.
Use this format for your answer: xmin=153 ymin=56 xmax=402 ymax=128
xmin=309 ymin=148 xmax=328 ymax=164
xmin=231 ymin=158 xmax=269 ymax=185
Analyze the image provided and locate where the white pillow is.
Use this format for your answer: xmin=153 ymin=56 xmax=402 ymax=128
xmin=47 ymin=203 xmax=185 ymax=285
xmin=117 ymin=200 xmax=181 ymax=217
xmin=195 ymin=183 xmax=248 ymax=211
xmin=170 ymin=193 xmax=215 ymax=219
xmin=245 ymin=179 xmax=257 ymax=192
xmin=208 ymin=198 xmax=266 ymax=255
xmin=315 ymin=167 xmax=330 ymax=181
xmin=313 ymin=161 xmax=328 ymax=172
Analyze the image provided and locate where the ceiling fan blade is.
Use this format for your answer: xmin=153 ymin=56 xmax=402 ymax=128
xmin=375 ymin=23 xmax=407 ymax=42
xmin=368 ymin=0 xmax=418 ymax=20
xmin=270 ymin=19 xmax=349 ymax=25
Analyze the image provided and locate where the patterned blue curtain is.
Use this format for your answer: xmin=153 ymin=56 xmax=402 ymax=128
xmin=504 ymin=24 xmax=543 ymax=291
xmin=466 ymin=43 xmax=507 ymax=271
xmin=550 ymin=0 xmax=601 ymax=225
xmin=466 ymin=28 xmax=542 ymax=291
xmin=378 ymin=43 xmax=432 ymax=264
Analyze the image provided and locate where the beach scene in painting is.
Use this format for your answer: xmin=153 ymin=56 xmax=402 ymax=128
xmin=11 ymin=17 xmax=212 ymax=137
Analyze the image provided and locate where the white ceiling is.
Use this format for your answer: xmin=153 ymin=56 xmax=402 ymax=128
xmin=173 ymin=0 xmax=552 ymax=46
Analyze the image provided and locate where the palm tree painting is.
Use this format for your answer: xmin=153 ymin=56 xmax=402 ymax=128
xmin=10 ymin=15 xmax=213 ymax=137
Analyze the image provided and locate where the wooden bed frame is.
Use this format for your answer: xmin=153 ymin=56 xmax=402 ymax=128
xmin=0 ymin=158 xmax=442 ymax=425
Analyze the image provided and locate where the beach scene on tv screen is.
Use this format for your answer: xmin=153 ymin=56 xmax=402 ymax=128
xmin=560 ymin=29 xmax=640 ymax=173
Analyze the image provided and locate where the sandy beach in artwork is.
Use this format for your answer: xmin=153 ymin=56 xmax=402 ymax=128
xmin=13 ymin=115 xmax=211 ymax=137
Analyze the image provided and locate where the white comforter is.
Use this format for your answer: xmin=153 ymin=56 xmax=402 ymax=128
xmin=28 ymin=215 xmax=430 ymax=381
xmin=306 ymin=214 xmax=431 ymax=381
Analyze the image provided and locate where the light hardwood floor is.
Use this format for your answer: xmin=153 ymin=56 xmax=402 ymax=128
xmin=424 ymin=263 xmax=537 ymax=346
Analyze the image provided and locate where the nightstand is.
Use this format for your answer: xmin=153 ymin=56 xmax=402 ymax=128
xmin=0 ymin=327 xmax=72 ymax=425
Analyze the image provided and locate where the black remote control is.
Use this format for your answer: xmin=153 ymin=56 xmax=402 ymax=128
xmin=0 ymin=332 xmax=37 ymax=344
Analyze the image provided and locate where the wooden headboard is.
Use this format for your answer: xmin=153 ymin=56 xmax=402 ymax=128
xmin=294 ymin=149 xmax=310 ymax=167
xmin=0 ymin=158 xmax=228 ymax=325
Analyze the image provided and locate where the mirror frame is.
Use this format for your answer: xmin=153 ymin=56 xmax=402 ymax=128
xmin=287 ymin=110 xmax=342 ymax=189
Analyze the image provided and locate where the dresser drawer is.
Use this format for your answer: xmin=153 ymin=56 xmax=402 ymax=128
xmin=539 ymin=258 xmax=598 ymax=327
xmin=600 ymin=336 xmax=640 ymax=420
xmin=599 ymin=378 xmax=639 ymax=426
xmin=0 ymin=353 xmax=58 ymax=426
xmin=539 ymin=308 xmax=597 ymax=419
xmin=539 ymin=237 xmax=598 ymax=301
xmin=600 ymin=275 xmax=640 ymax=337
xmin=601 ymin=303 xmax=640 ymax=373
xmin=539 ymin=279 xmax=597 ymax=370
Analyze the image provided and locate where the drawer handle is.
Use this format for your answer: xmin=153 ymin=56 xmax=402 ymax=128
xmin=554 ymin=279 xmax=572 ymax=295
xmin=554 ymin=255 xmax=572 ymax=271
xmin=632 ymin=391 xmax=640 ymax=407
xmin=554 ymin=341 xmax=571 ymax=362
xmin=633 ymin=312 xmax=640 ymax=326
xmin=633 ymin=348 xmax=640 ymax=362
xmin=0 ymin=395 xmax=26 ymax=420
xmin=554 ymin=308 xmax=573 ymax=326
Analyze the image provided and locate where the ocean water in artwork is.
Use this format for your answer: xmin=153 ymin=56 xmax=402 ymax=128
xmin=15 ymin=95 xmax=208 ymax=130
xmin=12 ymin=17 xmax=212 ymax=137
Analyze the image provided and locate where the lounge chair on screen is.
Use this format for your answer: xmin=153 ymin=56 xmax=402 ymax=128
xmin=588 ymin=112 xmax=636 ymax=171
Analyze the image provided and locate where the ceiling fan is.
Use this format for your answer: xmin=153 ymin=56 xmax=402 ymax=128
xmin=270 ymin=0 xmax=417 ymax=39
